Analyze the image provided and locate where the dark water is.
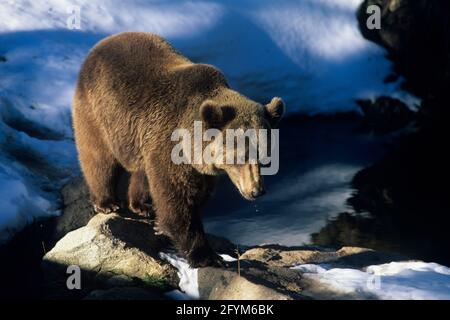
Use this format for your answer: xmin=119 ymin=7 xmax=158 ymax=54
xmin=203 ymin=114 xmax=390 ymax=246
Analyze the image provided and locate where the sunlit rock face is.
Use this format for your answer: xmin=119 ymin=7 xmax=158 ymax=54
xmin=42 ymin=212 xmax=179 ymax=299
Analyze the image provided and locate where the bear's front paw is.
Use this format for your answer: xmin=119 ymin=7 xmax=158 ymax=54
xmin=93 ymin=199 xmax=120 ymax=214
xmin=187 ymin=248 xmax=225 ymax=268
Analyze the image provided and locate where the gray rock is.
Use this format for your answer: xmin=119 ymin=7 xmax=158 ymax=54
xmin=55 ymin=173 xmax=134 ymax=241
xmin=55 ymin=177 xmax=95 ymax=240
xmin=240 ymin=245 xmax=404 ymax=269
xmin=43 ymin=213 xmax=178 ymax=298
xmin=60 ymin=176 xmax=90 ymax=205
xmin=198 ymin=266 xmax=296 ymax=300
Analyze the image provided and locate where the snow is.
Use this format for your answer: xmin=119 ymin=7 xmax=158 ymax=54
xmin=160 ymin=253 xmax=237 ymax=299
xmin=160 ymin=252 xmax=199 ymax=299
xmin=0 ymin=1 xmax=417 ymax=242
xmin=220 ymin=254 xmax=238 ymax=262
xmin=292 ymin=262 xmax=450 ymax=300
xmin=0 ymin=32 xmax=81 ymax=242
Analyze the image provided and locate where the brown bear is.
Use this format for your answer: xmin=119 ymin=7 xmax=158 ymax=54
xmin=72 ymin=32 xmax=285 ymax=267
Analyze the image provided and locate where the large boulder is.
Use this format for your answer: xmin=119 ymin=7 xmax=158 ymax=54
xmin=198 ymin=266 xmax=299 ymax=300
xmin=43 ymin=213 xmax=178 ymax=298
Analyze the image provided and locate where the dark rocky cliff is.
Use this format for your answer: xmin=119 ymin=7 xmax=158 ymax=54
xmin=312 ymin=0 xmax=450 ymax=265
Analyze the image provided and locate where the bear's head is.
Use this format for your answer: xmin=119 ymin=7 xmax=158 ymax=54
xmin=198 ymin=95 xmax=285 ymax=200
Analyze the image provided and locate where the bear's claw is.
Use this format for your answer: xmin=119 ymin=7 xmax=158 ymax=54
xmin=93 ymin=203 xmax=120 ymax=214
xmin=129 ymin=202 xmax=153 ymax=218
xmin=153 ymin=221 xmax=168 ymax=236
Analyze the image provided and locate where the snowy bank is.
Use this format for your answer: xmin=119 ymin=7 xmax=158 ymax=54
xmin=1 ymin=0 xmax=417 ymax=112
xmin=293 ymin=262 xmax=450 ymax=300
xmin=160 ymin=253 xmax=199 ymax=299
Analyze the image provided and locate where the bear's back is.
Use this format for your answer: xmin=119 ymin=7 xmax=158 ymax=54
xmin=76 ymin=32 xmax=229 ymax=118
xmin=73 ymin=32 xmax=231 ymax=163
xmin=86 ymin=32 xmax=189 ymax=75
xmin=77 ymin=32 xmax=190 ymax=101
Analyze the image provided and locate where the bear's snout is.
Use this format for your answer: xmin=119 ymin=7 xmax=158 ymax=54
xmin=251 ymin=186 xmax=266 ymax=199
xmin=240 ymin=181 xmax=265 ymax=201
xmin=225 ymin=164 xmax=266 ymax=201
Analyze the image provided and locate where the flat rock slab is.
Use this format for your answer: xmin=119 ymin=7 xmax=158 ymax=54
xmin=240 ymin=245 xmax=404 ymax=269
xmin=198 ymin=260 xmax=305 ymax=300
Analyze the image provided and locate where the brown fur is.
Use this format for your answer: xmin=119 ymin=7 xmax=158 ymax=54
xmin=72 ymin=32 xmax=284 ymax=267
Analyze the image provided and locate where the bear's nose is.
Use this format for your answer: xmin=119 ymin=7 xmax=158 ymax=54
xmin=251 ymin=188 xmax=266 ymax=198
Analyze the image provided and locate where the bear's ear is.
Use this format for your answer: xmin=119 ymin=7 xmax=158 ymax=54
xmin=265 ymin=97 xmax=285 ymax=128
xmin=200 ymin=100 xmax=236 ymax=129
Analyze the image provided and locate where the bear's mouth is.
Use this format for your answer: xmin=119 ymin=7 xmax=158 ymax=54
xmin=236 ymin=187 xmax=257 ymax=201
xmin=241 ymin=192 xmax=256 ymax=201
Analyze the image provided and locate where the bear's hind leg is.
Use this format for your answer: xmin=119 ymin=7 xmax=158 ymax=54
xmin=82 ymin=149 xmax=121 ymax=214
xmin=75 ymin=113 xmax=121 ymax=214
xmin=81 ymin=145 xmax=120 ymax=214
xmin=128 ymin=170 xmax=152 ymax=217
